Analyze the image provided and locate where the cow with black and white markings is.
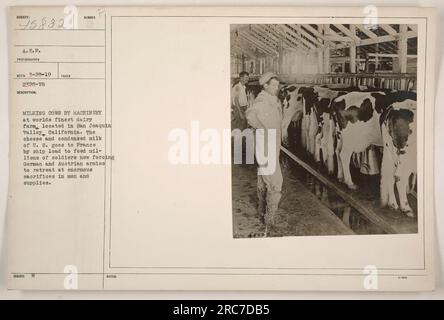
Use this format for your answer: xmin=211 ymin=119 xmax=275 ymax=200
xmin=379 ymin=98 xmax=417 ymax=217
xmin=297 ymin=86 xmax=347 ymax=173
xmin=278 ymin=84 xmax=304 ymax=144
xmin=330 ymin=90 xmax=417 ymax=191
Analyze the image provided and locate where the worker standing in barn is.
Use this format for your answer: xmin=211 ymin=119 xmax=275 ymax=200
xmin=231 ymin=71 xmax=250 ymax=129
xmin=245 ymin=72 xmax=283 ymax=228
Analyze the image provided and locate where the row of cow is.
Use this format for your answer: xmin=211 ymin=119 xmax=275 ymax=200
xmin=248 ymin=82 xmax=417 ymax=217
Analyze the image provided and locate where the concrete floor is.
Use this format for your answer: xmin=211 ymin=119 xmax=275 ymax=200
xmin=231 ymin=162 xmax=354 ymax=238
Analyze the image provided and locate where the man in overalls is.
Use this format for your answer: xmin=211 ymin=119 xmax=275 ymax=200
xmin=245 ymin=72 xmax=283 ymax=227
xmin=231 ymin=71 xmax=250 ymax=130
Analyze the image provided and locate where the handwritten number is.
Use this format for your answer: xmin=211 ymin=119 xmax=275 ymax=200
xmin=39 ymin=17 xmax=47 ymax=29
xmin=48 ymin=18 xmax=55 ymax=29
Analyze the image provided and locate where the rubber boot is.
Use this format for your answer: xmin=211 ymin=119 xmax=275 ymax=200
xmin=257 ymin=177 xmax=267 ymax=222
xmin=264 ymin=190 xmax=282 ymax=227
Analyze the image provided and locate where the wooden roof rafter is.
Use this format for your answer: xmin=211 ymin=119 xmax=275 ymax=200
xmin=231 ymin=23 xmax=418 ymax=59
xmin=266 ymin=24 xmax=309 ymax=52
xmin=355 ymin=25 xmax=379 ymax=40
xmin=248 ymin=28 xmax=280 ymax=50
xmin=240 ymin=26 xmax=279 ymax=51
xmin=238 ymin=32 xmax=278 ymax=56
xmin=300 ymin=24 xmax=337 ymax=48
xmin=323 ymin=24 xmax=355 ymax=43
xmin=293 ymin=24 xmax=325 ymax=48
xmin=379 ymin=24 xmax=398 ymax=36
xmin=256 ymin=24 xmax=305 ymax=52
xmin=253 ymin=24 xmax=281 ymax=45
xmin=333 ymin=24 xmax=360 ymax=43
xmin=284 ymin=24 xmax=319 ymax=49
xmin=279 ymin=25 xmax=316 ymax=51
xmin=335 ymin=30 xmax=417 ymax=49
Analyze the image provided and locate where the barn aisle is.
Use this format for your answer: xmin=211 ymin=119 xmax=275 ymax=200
xmin=231 ymin=161 xmax=354 ymax=238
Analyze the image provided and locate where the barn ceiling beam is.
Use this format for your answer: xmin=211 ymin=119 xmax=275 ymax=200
xmin=367 ymin=53 xmax=417 ymax=58
xmin=331 ymin=53 xmax=417 ymax=60
xmin=282 ymin=24 xmax=318 ymax=49
xmin=267 ymin=24 xmax=308 ymax=51
xmin=253 ymin=25 xmax=281 ymax=44
xmin=333 ymin=24 xmax=361 ymax=43
xmin=248 ymin=28 xmax=279 ymax=50
xmin=244 ymin=27 xmax=278 ymax=49
xmin=355 ymin=25 xmax=379 ymax=40
xmin=324 ymin=34 xmax=355 ymax=42
xmin=323 ymin=24 xmax=355 ymax=43
xmin=258 ymin=24 xmax=305 ymax=51
xmin=239 ymin=32 xmax=277 ymax=56
xmin=301 ymin=24 xmax=336 ymax=48
xmin=281 ymin=24 xmax=317 ymax=50
xmin=336 ymin=30 xmax=417 ymax=49
xmin=240 ymin=29 xmax=275 ymax=52
xmin=248 ymin=30 xmax=278 ymax=52
xmin=294 ymin=24 xmax=325 ymax=48
xmin=379 ymin=24 xmax=398 ymax=36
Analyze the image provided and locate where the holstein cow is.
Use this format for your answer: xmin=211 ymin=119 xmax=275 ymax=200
xmin=379 ymin=98 xmax=417 ymax=217
xmin=330 ymin=90 xmax=416 ymax=192
xmin=299 ymin=86 xmax=346 ymax=173
xmin=279 ymin=84 xmax=304 ymax=144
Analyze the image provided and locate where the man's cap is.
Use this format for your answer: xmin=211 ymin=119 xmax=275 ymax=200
xmin=259 ymin=72 xmax=278 ymax=86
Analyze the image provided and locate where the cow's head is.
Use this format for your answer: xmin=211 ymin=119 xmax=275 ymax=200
xmin=278 ymin=84 xmax=296 ymax=104
xmin=299 ymin=87 xmax=319 ymax=114
xmin=279 ymin=85 xmax=304 ymax=144
xmin=387 ymin=99 xmax=416 ymax=152
xmin=279 ymin=86 xmax=304 ymax=119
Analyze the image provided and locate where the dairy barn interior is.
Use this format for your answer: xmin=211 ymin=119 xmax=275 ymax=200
xmin=230 ymin=23 xmax=418 ymax=238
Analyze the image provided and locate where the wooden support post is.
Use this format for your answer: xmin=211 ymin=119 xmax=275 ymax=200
xmin=375 ymin=43 xmax=379 ymax=72
xmin=318 ymin=49 xmax=324 ymax=73
xmin=322 ymin=25 xmax=331 ymax=74
xmin=278 ymin=35 xmax=284 ymax=74
xmin=350 ymin=45 xmax=356 ymax=73
xmin=324 ymin=46 xmax=330 ymax=74
xmin=350 ymin=25 xmax=357 ymax=74
xmin=399 ymin=24 xmax=408 ymax=73
xmin=399 ymin=24 xmax=408 ymax=89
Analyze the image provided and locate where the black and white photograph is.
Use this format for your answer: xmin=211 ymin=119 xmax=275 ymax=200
xmin=3 ymin=5 xmax=437 ymax=293
xmin=231 ymin=23 xmax=418 ymax=238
